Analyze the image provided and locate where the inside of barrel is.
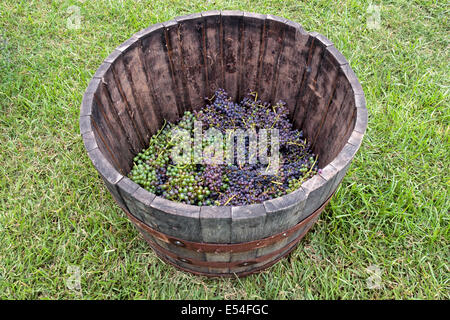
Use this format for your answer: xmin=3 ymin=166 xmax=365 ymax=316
xmin=89 ymin=13 xmax=356 ymax=176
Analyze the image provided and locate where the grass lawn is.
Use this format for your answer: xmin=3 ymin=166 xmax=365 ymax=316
xmin=0 ymin=0 xmax=448 ymax=299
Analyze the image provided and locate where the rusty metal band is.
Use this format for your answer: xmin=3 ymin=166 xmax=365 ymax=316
xmin=151 ymin=235 xmax=301 ymax=278
xmin=140 ymin=213 xmax=319 ymax=269
xmin=122 ymin=192 xmax=334 ymax=254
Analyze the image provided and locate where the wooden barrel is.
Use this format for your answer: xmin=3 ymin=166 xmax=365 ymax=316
xmin=80 ymin=11 xmax=367 ymax=277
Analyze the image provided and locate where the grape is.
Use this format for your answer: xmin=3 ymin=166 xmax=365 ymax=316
xmin=128 ymin=89 xmax=319 ymax=206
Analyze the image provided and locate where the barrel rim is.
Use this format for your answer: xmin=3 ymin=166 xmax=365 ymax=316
xmin=80 ymin=10 xmax=367 ymax=222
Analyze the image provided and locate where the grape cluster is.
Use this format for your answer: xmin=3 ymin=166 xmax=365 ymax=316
xmin=129 ymin=89 xmax=319 ymax=206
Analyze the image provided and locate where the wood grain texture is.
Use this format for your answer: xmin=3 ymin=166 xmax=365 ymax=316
xmin=119 ymin=183 xmax=159 ymax=229
xmin=200 ymin=205 xmax=232 ymax=243
xmin=348 ymin=129 xmax=364 ymax=150
xmin=342 ymin=63 xmax=364 ymax=96
xmin=239 ymin=12 xmax=266 ymax=97
xmin=150 ymin=196 xmax=202 ymax=242
xmin=91 ymin=91 xmax=130 ymax=173
xmin=317 ymin=164 xmax=338 ymax=204
xmin=231 ymin=203 xmax=266 ymax=243
xmin=292 ymin=33 xmax=324 ymax=131
xmin=116 ymin=177 xmax=141 ymax=217
xmin=258 ymin=14 xmax=287 ymax=103
xmin=176 ymin=13 xmax=208 ymax=111
xmin=199 ymin=205 xmax=233 ymax=272
xmin=354 ymin=94 xmax=368 ymax=134
xmin=122 ymin=43 xmax=162 ymax=135
xmin=163 ymin=19 xmax=192 ymax=114
xmin=333 ymin=89 xmax=357 ymax=155
xmin=296 ymin=33 xmax=335 ymax=146
xmin=116 ymin=36 xmax=139 ymax=53
xmin=96 ymin=78 xmax=134 ymax=172
xmin=262 ymin=187 xmax=307 ymax=237
xmin=103 ymin=67 xmax=144 ymax=154
xmin=202 ymin=11 xmax=223 ymax=97
xmin=111 ymin=54 xmax=151 ymax=145
xmin=240 ymin=12 xmax=266 ymax=99
xmin=308 ymin=42 xmax=340 ymax=150
xmin=138 ymin=228 xmax=211 ymax=274
xmin=90 ymin=118 xmax=121 ymax=172
xmin=329 ymin=142 xmax=359 ymax=192
xmin=152 ymin=246 xmax=211 ymax=274
xmin=88 ymin=147 xmax=123 ymax=186
xmin=229 ymin=249 xmax=257 ymax=274
xmin=313 ymin=64 xmax=350 ymax=167
xmin=118 ymin=178 xmax=203 ymax=243
xmin=79 ymin=115 xmax=91 ymax=136
xmin=140 ymin=23 xmax=180 ymax=123
xmin=253 ymin=218 xmax=316 ymax=270
xmin=81 ymin=129 xmax=97 ymax=152
xmin=273 ymin=20 xmax=309 ymax=116
xmin=103 ymin=49 xmax=122 ymax=65
xmin=87 ymin=148 xmax=126 ymax=210
xmin=81 ymin=78 xmax=119 ymax=170
xmin=80 ymin=78 xmax=101 ymax=117
xmin=301 ymin=174 xmax=330 ymax=216
xmin=221 ymin=10 xmax=244 ymax=102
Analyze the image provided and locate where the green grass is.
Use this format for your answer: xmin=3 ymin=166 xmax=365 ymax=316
xmin=0 ymin=0 xmax=448 ymax=299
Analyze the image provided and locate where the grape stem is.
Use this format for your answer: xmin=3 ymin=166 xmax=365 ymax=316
xmin=223 ymin=194 xmax=236 ymax=206
xmin=150 ymin=119 xmax=167 ymax=147
xmin=290 ymin=155 xmax=319 ymax=191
